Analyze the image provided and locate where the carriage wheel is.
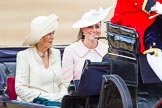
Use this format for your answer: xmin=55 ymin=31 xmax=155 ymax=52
xmin=98 ymin=74 xmax=133 ymax=108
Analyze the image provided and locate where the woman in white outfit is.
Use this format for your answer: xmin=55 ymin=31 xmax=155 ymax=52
xmin=15 ymin=13 xmax=67 ymax=103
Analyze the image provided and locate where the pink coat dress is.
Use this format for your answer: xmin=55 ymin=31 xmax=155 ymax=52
xmin=62 ymin=40 xmax=108 ymax=85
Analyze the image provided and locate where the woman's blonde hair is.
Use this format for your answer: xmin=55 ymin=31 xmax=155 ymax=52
xmin=76 ymin=29 xmax=85 ymax=41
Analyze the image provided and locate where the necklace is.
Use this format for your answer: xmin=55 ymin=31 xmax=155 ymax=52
xmin=37 ymin=50 xmax=48 ymax=58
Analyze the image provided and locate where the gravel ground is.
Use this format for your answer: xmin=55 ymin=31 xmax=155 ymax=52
xmin=0 ymin=0 xmax=116 ymax=46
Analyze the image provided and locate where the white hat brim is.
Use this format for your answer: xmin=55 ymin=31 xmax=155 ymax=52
xmin=147 ymin=51 xmax=162 ymax=81
xmin=73 ymin=6 xmax=113 ymax=28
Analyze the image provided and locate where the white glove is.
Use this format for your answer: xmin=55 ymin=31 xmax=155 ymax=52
xmin=151 ymin=2 xmax=162 ymax=14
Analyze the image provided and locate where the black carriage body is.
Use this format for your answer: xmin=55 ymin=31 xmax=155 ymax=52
xmin=104 ymin=21 xmax=139 ymax=87
xmin=98 ymin=21 xmax=162 ymax=108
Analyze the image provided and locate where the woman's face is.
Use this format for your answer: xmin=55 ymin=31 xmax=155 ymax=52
xmin=81 ymin=22 xmax=101 ymax=41
xmin=38 ymin=31 xmax=55 ymax=48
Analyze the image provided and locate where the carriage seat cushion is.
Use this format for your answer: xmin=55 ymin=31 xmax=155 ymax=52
xmin=7 ymin=77 xmax=17 ymax=100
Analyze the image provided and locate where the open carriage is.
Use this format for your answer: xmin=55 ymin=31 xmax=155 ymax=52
xmin=61 ymin=21 xmax=162 ymax=108
xmin=0 ymin=21 xmax=162 ymax=108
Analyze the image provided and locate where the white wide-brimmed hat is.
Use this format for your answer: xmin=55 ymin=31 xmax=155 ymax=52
xmin=73 ymin=6 xmax=113 ymax=28
xmin=147 ymin=50 xmax=162 ymax=81
xmin=23 ymin=13 xmax=59 ymax=46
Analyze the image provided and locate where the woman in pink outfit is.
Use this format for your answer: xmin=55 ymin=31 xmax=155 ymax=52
xmin=62 ymin=7 xmax=112 ymax=86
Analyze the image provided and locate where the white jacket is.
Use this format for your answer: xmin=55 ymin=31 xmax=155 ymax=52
xmin=15 ymin=47 xmax=67 ymax=102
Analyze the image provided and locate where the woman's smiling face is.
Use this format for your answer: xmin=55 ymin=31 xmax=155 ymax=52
xmin=81 ymin=22 xmax=101 ymax=41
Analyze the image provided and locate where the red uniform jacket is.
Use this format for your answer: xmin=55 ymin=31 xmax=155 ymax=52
xmin=111 ymin=0 xmax=162 ymax=53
